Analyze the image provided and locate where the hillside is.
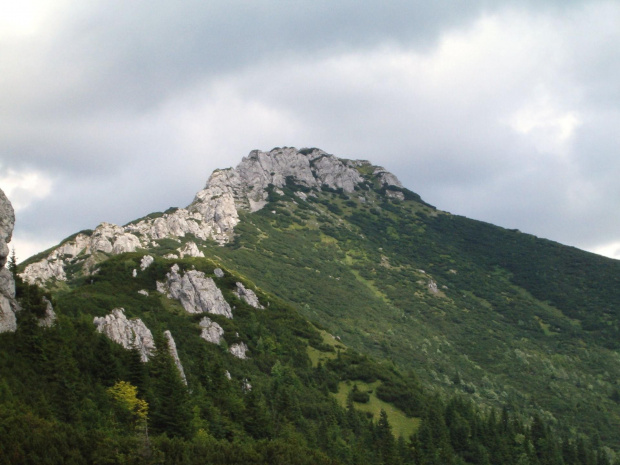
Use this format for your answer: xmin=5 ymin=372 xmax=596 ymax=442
xmin=2 ymin=147 xmax=619 ymax=464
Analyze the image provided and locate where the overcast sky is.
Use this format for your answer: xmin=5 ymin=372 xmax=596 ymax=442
xmin=1 ymin=0 xmax=619 ymax=261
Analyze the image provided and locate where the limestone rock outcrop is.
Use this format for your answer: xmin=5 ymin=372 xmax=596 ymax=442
xmin=140 ymin=255 xmax=154 ymax=271
xmin=157 ymin=264 xmax=233 ymax=318
xmin=229 ymin=342 xmax=249 ymax=360
xmin=0 ymin=189 xmax=17 ymax=333
xmin=38 ymin=297 xmax=57 ymax=328
xmin=373 ymin=166 xmax=403 ymax=188
xmin=188 ymin=147 xmax=365 ymax=223
xmin=199 ymin=316 xmax=224 ymax=344
xmin=164 ymin=330 xmax=188 ymax=386
xmin=178 ymin=242 xmax=205 ymax=258
xmin=21 ymin=258 xmax=67 ymax=284
xmin=20 ymin=147 xmax=405 ymax=286
xmin=234 ymin=282 xmax=264 ymax=309
xmin=93 ymin=308 xmax=155 ymax=362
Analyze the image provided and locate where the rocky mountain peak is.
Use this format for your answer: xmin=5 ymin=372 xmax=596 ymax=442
xmin=189 ymin=147 xmax=370 ymax=218
xmin=20 ymin=147 xmax=405 ymax=285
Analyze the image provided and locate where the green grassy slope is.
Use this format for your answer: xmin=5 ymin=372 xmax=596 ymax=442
xmin=6 ymin=168 xmax=620 ymax=462
xmin=199 ymin=181 xmax=620 ymax=450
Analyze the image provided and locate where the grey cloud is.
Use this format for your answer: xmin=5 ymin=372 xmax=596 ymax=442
xmin=2 ymin=0 xmax=620 ymax=260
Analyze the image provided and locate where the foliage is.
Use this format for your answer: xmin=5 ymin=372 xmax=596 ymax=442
xmin=5 ymin=174 xmax=620 ymax=462
xmin=107 ymin=380 xmax=148 ymax=433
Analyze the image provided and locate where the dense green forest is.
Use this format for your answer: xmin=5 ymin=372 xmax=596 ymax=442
xmin=1 ymin=255 xmax=614 ymax=464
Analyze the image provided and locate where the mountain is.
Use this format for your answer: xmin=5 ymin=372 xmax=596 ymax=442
xmin=3 ymin=147 xmax=620 ymax=464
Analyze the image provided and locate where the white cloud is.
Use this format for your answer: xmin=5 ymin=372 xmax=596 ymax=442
xmin=9 ymin=236 xmax=56 ymax=264
xmin=0 ymin=0 xmax=71 ymax=39
xmin=507 ymin=94 xmax=581 ymax=156
xmin=0 ymin=167 xmax=54 ymax=211
xmin=590 ymin=242 xmax=620 ymax=260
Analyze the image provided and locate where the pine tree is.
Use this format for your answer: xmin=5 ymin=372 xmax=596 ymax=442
xmin=376 ymin=409 xmax=396 ymax=465
xmin=148 ymin=343 xmax=192 ymax=439
xmin=8 ymin=247 xmax=17 ymax=278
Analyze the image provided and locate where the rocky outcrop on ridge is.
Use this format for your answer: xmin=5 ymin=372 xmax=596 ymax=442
xmin=178 ymin=242 xmax=205 ymax=258
xmin=0 ymin=189 xmax=17 ymax=333
xmin=157 ymin=264 xmax=233 ymax=318
xmin=199 ymin=316 xmax=224 ymax=345
xmin=93 ymin=308 xmax=156 ymax=362
xmin=188 ymin=147 xmax=365 ymax=221
xmin=20 ymin=147 xmax=405 ymax=286
xmin=233 ymin=282 xmax=264 ymax=309
xmin=164 ymin=330 xmax=187 ymax=386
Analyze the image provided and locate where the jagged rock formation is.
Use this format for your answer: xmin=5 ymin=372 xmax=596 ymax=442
xmin=157 ymin=264 xmax=233 ymax=318
xmin=233 ymin=282 xmax=264 ymax=309
xmin=178 ymin=242 xmax=204 ymax=258
xmin=38 ymin=297 xmax=57 ymax=328
xmin=187 ymin=147 xmax=365 ymax=229
xmin=199 ymin=316 xmax=224 ymax=344
xmin=164 ymin=330 xmax=187 ymax=386
xmin=20 ymin=147 xmax=405 ymax=286
xmin=93 ymin=308 xmax=156 ymax=362
xmin=229 ymin=342 xmax=249 ymax=360
xmin=0 ymin=189 xmax=17 ymax=333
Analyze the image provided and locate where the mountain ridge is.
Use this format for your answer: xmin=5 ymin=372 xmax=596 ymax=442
xmin=19 ymin=147 xmax=410 ymax=286
xmin=4 ymin=147 xmax=620 ymax=463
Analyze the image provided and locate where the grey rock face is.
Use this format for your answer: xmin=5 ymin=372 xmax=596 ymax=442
xmin=229 ymin=342 xmax=249 ymax=359
xmin=234 ymin=282 xmax=264 ymax=309
xmin=158 ymin=264 xmax=233 ymax=318
xmin=0 ymin=269 xmax=17 ymax=333
xmin=20 ymin=147 xmax=406 ymax=286
xmin=38 ymin=297 xmax=57 ymax=328
xmin=188 ymin=148 xmax=366 ymax=223
xmin=199 ymin=316 xmax=225 ymax=345
xmin=21 ymin=258 xmax=67 ymax=284
xmin=164 ymin=330 xmax=187 ymax=386
xmin=374 ymin=167 xmax=403 ymax=188
xmin=213 ymin=268 xmax=224 ymax=278
xmin=178 ymin=242 xmax=205 ymax=258
xmin=0 ymin=189 xmax=17 ymax=333
xmin=93 ymin=308 xmax=156 ymax=362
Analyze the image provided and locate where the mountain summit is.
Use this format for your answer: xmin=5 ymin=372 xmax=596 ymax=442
xmin=21 ymin=147 xmax=406 ymax=285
